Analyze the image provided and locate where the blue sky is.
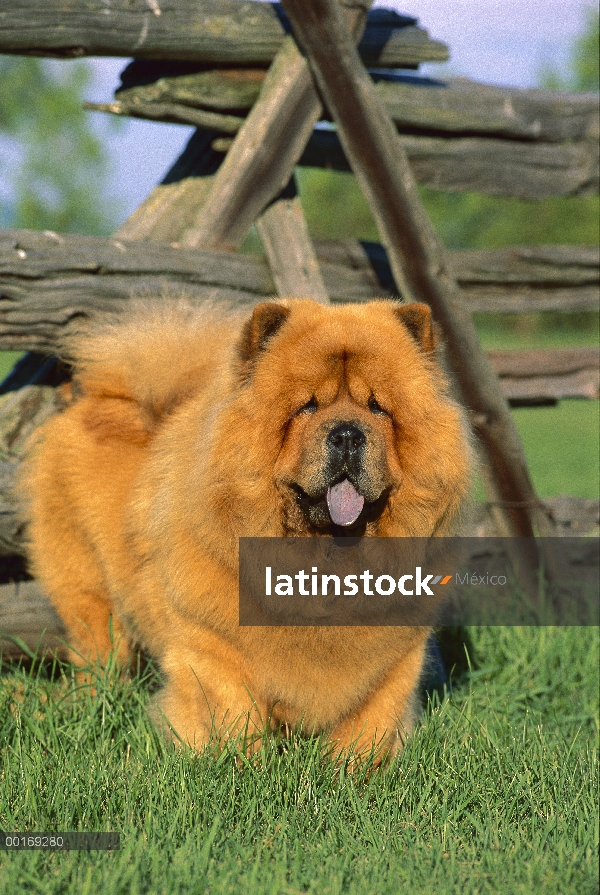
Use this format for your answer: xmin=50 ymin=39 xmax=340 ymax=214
xmin=386 ymin=0 xmax=593 ymax=87
xmin=80 ymin=0 xmax=596 ymax=224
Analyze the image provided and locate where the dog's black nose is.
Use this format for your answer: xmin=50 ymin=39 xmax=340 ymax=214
xmin=327 ymin=423 xmax=366 ymax=461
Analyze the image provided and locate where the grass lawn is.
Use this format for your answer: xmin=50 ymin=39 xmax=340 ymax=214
xmin=0 ymin=627 xmax=598 ymax=894
xmin=513 ymin=401 xmax=599 ymax=499
xmin=0 ymin=352 xmax=24 ymax=382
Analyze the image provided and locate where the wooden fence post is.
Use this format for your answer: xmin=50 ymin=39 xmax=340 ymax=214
xmin=256 ymin=179 xmax=329 ymax=302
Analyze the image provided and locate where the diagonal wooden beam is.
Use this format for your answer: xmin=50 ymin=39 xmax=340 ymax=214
xmin=255 ymin=178 xmax=328 ymax=302
xmin=116 ymin=4 xmax=376 ymax=298
xmin=178 ymin=35 xmax=326 ymax=252
xmin=280 ymin=0 xmax=557 ymax=546
xmin=178 ymin=3 xmax=373 ymax=253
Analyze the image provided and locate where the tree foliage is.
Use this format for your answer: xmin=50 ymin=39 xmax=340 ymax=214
xmin=541 ymin=5 xmax=599 ymax=92
xmin=0 ymin=57 xmax=119 ymax=235
xmin=572 ymin=6 xmax=600 ymax=91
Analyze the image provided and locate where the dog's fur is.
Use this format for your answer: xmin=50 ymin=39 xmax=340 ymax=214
xmin=19 ymin=298 xmax=471 ymax=759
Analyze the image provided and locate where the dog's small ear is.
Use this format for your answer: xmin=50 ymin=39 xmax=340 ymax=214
xmin=393 ymin=303 xmax=438 ymax=353
xmin=238 ymin=302 xmax=291 ymax=365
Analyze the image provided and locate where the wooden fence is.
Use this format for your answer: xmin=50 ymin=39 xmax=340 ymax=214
xmin=0 ymin=0 xmax=598 ymax=658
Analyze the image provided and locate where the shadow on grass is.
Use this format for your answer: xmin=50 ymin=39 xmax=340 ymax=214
xmin=421 ymin=627 xmax=475 ymax=704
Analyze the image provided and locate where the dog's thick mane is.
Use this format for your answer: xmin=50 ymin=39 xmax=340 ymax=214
xmin=61 ymin=299 xmax=244 ymax=424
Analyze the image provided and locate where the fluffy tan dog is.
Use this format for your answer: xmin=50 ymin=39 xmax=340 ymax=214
xmin=19 ymin=298 xmax=471 ymax=760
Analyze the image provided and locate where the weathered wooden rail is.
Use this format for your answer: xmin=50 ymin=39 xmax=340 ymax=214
xmin=0 ymin=1 xmax=446 ymax=67
xmin=86 ymin=69 xmax=600 ymax=200
xmin=107 ymin=65 xmax=599 ymax=143
xmin=1 ymin=226 xmax=598 ymax=406
xmin=299 ymin=127 xmax=599 ymax=200
xmin=487 ymin=348 xmax=599 ymax=403
xmin=0 ymin=230 xmax=598 ymax=351
xmin=4 ymin=0 xmax=596 ymax=204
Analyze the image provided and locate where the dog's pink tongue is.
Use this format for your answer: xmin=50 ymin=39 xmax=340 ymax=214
xmin=326 ymin=479 xmax=365 ymax=527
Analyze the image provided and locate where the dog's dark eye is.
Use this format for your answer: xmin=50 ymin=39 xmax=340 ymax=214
xmin=368 ymin=395 xmax=389 ymax=416
xmin=298 ymin=396 xmax=318 ymax=415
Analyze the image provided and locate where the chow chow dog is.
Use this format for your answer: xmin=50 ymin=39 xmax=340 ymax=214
xmin=19 ymin=298 xmax=471 ymax=760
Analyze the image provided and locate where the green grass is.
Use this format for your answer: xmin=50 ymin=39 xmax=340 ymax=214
xmin=474 ymin=313 xmax=599 ymax=351
xmin=0 ymin=352 xmax=24 ymax=383
xmin=514 ymin=401 xmax=599 ymax=499
xmin=0 ymin=627 xmax=598 ymax=894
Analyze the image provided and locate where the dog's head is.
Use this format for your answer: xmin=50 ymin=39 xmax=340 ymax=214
xmin=235 ymin=299 xmax=469 ymax=537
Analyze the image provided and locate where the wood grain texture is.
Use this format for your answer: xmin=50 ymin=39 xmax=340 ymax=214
xmin=0 ymin=231 xmax=598 ymax=351
xmin=0 ymin=580 xmax=66 ymax=661
xmin=94 ymin=67 xmax=599 ymax=144
xmin=0 ymin=382 xmax=66 ymax=559
xmin=487 ymin=347 xmax=600 ymax=403
xmin=177 ymin=34 xmax=329 ymax=250
xmin=0 ymin=1 xmax=447 ymax=67
xmin=176 ymin=2 xmax=371 ymax=252
xmin=87 ymin=69 xmax=599 ymax=200
xmin=256 ymin=194 xmax=329 ymax=302
xmin=298 ymin=129 xmax=599 ymax=200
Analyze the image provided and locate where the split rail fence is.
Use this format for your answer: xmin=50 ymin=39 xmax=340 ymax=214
xmin=0 ymin=0 xmax=598 ymax=658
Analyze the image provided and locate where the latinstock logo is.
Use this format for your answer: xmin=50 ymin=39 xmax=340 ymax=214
xmin=265 ymin=565 xmax=454 ymax=598
xmin=239 ymin=537 xmax=599 ymax=627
